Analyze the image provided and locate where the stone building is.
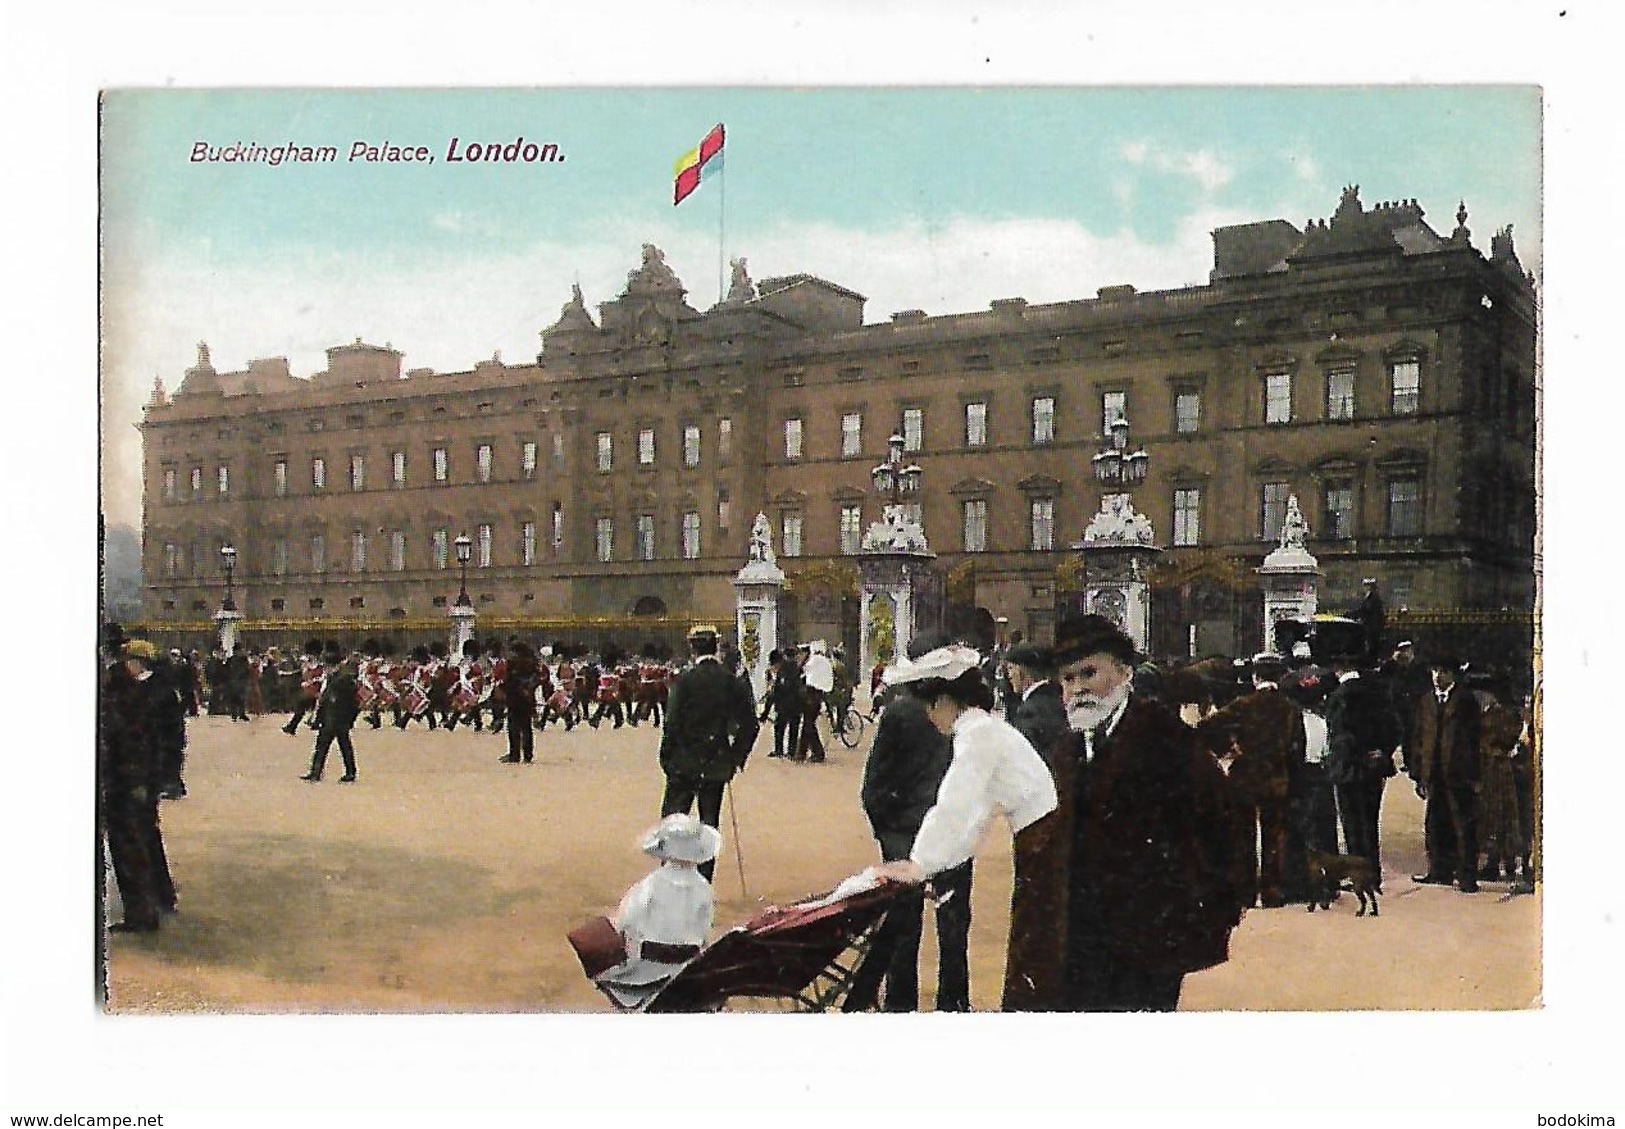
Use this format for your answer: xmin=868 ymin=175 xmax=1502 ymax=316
xmin=138 ymin=186 xmax=1537 ymax=666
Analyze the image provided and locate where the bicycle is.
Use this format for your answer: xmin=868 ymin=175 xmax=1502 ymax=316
xmin=834 ymin=702 xmax=879 ymax=749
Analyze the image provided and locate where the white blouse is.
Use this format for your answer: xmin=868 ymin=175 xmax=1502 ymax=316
xmin=909 ymin=707 xmax=1060 ymax=877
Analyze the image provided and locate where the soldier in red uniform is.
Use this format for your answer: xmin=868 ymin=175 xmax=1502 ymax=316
xmin=446 ymin=639 xmax=486 ymax=731
xmin=484 ymin=640 xmax=509 ymax=734
xmin=282 ymin=639 xmax=325 ymax=736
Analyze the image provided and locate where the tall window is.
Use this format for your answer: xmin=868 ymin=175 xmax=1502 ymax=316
xmin=840 ymin=504 xmax=863 ymax=555
xmin=217 ymin=465 xmax=229 ymax=496
xmin=682 ymin=511 xmax=701 ymax=559
xmin=638 ymin=428 xmax=656 ymax=466
xmin=163 ymin=542 xmax=180 ymax=577
xmin=521 ymin=521 xmax=536 ymax=566
xmin=1101 ymin=390 xmax=1126 ymax=436
xmin=683 ymin=425 xmax=701 ymax=468
xmin=718 ymin=417 xmax=733 ymax=460
xmin=350 ymin=531 xmax=367 ymax=572
xmin=595 ymin=517 xmax=614 ymax=562
xmin=841 ymin=413 xmax=862 ymax=458
xmin=1262 ymin=482 xmax=1291 ymax=541
xmin=1032 ymin=396 xmax=1055 ymax=445
xmin=1387 ymin=476 xmax=1423 ymax=536
xmin=310 ymin=534 xmax=326 ymax=574
xmin=163 ymin=468 xmax=177 ymax=501
xmin=1173 ymin=488 xmax=1201 ymax=546
xmin=717 ymin=489 xmax=731 ymax=532
xmin=781 ymin=513 xmax=804 ymax=557
xmin=476 ymin=443 xmax=493 ymax=482
xmin=521 ymin=441 xmax=537 ymax=480
xmin=596 ymin=432 xmax=613 ymax=472
xmin=433 ymin=528 xmax=449 ymax=569
xmin=963 ymin=499 xmax=988 ymax=552
xmin=902 ymin=408 xmax=923 ymax=452
xmin=551 ymin=432 xmax=565 ymax=465
xmin=636 ymin=514 xmax=656 ymax=561
xmin=1175 ymin=391 xmax=1201 ymax=435
xmin=783 ymin=418 xmax=803 ymax=460
xmin=349 ymin=454 xmax=365 ymax=491
xmin=1326 ymin=369 xmax=1356 ymax=420
xmin=389 ymin=530 xmax=406 ymax=572
xmin=433 ymin=447 xmax=448 ymax=482
xmin=1324 ymin=481 xmax=1356 ymax=540
xmin=271 ymin=538 xmax=288 ymax=576
xmin=311 ymin=457 xmax=326 ymax=490
xmin=552 ymin=503 xmax=565 ymax=554
xmin=1030 ymin=498 xmax=1055 ymax=551
xmin=1265 ymin=372 xmax=1293 ymax=424
xmin=190 ymin=467 xmax=203 ymax=496
xmin=476 ymin=524 xmax=492 ymax=568
xmin=1390 ymin=359 xmax=1421 ymax=415
xmin=965 ymin=402 xmax=988 ymax=448
xmin=391 ymin=451 xmax=407 ymax=486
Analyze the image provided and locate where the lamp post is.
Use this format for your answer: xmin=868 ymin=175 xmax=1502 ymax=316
xmin=219 ymin=543 xmax=238 ymax=612
xmin=1068 ymin=413 xmax=1160 ymax=653
xmin=448 ymin=531 xmax=477 ymax=656
xmin=213 ymin=541 xmax=243 ymax=656
xmin=1091 ymin=414 xmax=1150 ymax=490
xmin=870 ymin=432 xmax=923 ymax=511
xmin=454 ymin=532 xmax=473 ymax=607
xmin=858 ymin=432 xmax=934 ymax=690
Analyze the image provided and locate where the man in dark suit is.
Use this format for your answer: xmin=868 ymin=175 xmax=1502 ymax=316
xmin=1004 ymin=642 xmax=1068 ymax=760
xmin=849 ymin=634 xmax=972 ymax=1012
xmin=657 ymin=626 xmax=760 ymax=882
xmin=1005 ymin=615 xmax=1242 ymax=1013
xmin=1350 ymin=578 xmax=1387 ymax=667
xmin=100 ymin=635 xmax=179 ymax=932
xmin=302 ymin=645 xmax=361 ymax=783
xmin=1323 ymin=650 xmax=1402 ymax=875
xmin=1199 ymin=652 xmax=1308 ymax=907
xmin=766 ymin=647 xmax=804 ymax=760
xmin=1410 ymin=656 xmax=1483 ymax=892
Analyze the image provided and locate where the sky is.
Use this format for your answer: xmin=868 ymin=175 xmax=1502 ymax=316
xmin=99 ymin=85 xmax=1541 ymax=529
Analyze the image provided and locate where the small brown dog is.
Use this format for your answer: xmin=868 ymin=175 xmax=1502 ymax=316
xmin=1306 ymin=851 xmax=1380 ymax=917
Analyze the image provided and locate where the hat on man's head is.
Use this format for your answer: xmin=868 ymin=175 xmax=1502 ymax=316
xmin=1362 ymin=577 xmax=1379 ymax=586
xmin=322 ymin=643 xmax=346 ymax=665
xmin=882 ymin=643 xmax=983 ymax=687
xmin=1395 ymin=640 xmax=1414 ymax=651
xmin=1428 ymin=655 xmax=1464 ymax=673
xmin=687 ymin=624 xmax=719 ymax=641
xmin=639 ymin=813 xmax=722 ymax=865
xmin=1052 ymin=614 xmax=1137 ymax=668
xmin=1004 ymin=641 xmax=1056 ymax=674
xmin=121 ymin=639 xmax=159 ymax=663
xmin=906 ymin=632 xmax=952 ymax=662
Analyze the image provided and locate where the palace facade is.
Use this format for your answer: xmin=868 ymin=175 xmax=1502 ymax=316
xmin=137 ymin=186 xmax=1538 ymax=664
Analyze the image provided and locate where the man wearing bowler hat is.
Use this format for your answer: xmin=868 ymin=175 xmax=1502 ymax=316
xmin=1409 ymin=655 xmax=1483 ymax=892
xmin=302 ymin=644 xmax=361 ymax=783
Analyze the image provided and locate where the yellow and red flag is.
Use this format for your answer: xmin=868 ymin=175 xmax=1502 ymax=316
xmin=673 ymin=123 xmax=725 ymax=205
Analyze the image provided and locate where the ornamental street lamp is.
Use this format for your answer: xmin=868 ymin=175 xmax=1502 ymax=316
xmin=1070 ymin=413 xmax=1159 ymax=654
xmin=454 ymin=532 xmax=473 ymax=607
xmin=1092 ymin=414 xmax=1150 ymax=487
xmin=871 ymin=432 xmax=923 ymax=507
xmin=219 ymin=542 xmax=238 ymax=612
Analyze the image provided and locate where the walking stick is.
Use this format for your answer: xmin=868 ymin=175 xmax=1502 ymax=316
xmin=726 ymin=780 xmax=749 ymax=900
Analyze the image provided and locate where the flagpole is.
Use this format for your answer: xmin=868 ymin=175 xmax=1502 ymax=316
xmin=718 ymin=152 xmax=726 ymax=306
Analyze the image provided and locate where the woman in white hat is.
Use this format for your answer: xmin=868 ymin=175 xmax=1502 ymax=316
xmin=593 ymin=813 xmax=721 ymax=1008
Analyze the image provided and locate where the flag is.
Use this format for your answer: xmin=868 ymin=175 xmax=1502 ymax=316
xmin=674 ymin=123 xmax=725 ymax=205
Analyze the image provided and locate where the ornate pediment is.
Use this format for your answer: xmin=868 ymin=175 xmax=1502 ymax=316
xmin=1017 ymin=473 xmax=1062 ymax=496
xmin=948 ymin=477 xmax=997 ymax=498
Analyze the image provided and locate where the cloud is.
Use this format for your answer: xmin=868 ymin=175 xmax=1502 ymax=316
xmin=1118 ymin=140 xmax=1233 ymax=193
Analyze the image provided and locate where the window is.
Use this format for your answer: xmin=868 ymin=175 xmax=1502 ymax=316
xmin=311 ymin=457 xmax=326 ymax=490
xmin=963 ymin=499 xmax=988 ymax=552
xmin=551 ymin=433 xmax=565 ymax=465
xmin=476 ymin=443 xmax=493 ymax=482
xmin=350 ymin=454 xmax=365 ymax=491
xmin=717 ymin=490 xmax=731 ymax=531
xmin=1324 ymin=481 xmax=1355 ymax=540
xmin=1102 ymin=390 xmax=1126 ymax=436
xmin=163 ymin=542 xmax=179 ymax=577
xmin=477 ymin=523 xmax=493 ymax=568
xmin=389 ymin=530 xmax=406 ymax=572
xmin=1262 ymin=482 xmax=1291 ymax=542
xmin=273 ymin=460 xmax=287 ymax=497
xmin=683 ymin=425 xmax=701 ymax=468
xmin=1175 ymin=391 xmax=1201 ymax=435
xmin=350 ymin=531 xmax=367 ymax=572
xmin=190 ymin=467 xmax=203 ymax=496
xmin=1387 ymin=476 xmax=1423 ymax=536
xmin=392 ymin=451 xmax=407 ymax=486
xmin=965 ymin=402 xmax=988 ymax=448
xmin=840 ymin=504 xmax=864 ymax=555
xmin=217 ymin=465 xmax=229 ymax=496
xmin=433 ymin=528 xmax=449 ymax=569
xmin=1390 ymin=359 xmax=1421 ymax=415
xmin=552 ymin=503 xmax=565 ymax=554
xmin=784 ymin=418 xmax=803 ymax=460
xmin=1265 ymin=372 xmax=1292 ymax=424
xmin=521 ymin=521 xmax=536 ymax=566
xmin=781 ymin=514 xmax=804 ymax=557
xmin=163 ymin=468 xmax=177 ymax=501
xmin=1326 ymin=369 xmax=1356 ymax=420
xmin=636 ymin=514 xmax=656 ymax=561
xmin=718 ymin=417 xmax=733 ymax=460
xmin=271 ymin=539 xmax=288 ymax=576
xmin=902 ymin=408 xmax=923 ymax=452
xmin=1032 ymin=396 xmax=1055 ymax=445
xmin=682 ymin=511 xmax=701 ymax=559
xmin=638 ymin=428 xmax=656 ymax=467
xmin=1030 ymin=498 xmax=1055 ymax=551
xmin=595 ymin=517 xmax=614 ymax=562
xmin=1173 ymin=488 xmax=1201 ymax=546
xmin=310 ymin=534 xmax=326 ymax=574
xmin=521 ymin=441 xmax=538 ymax=480
xmin=433 ymin=447 xmax=449 ymax=482
xmin=841 ymin=413 xmax=862 ymax=458
xmin=596 ymin=432 xmax=613 ymax=472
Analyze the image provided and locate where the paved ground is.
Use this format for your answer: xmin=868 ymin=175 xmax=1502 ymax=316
xmin=104 ymin=710 xmax=1540 ymax=1013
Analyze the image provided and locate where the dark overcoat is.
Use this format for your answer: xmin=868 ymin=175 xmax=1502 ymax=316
xmin=1199 ymin=687 xmax=1305 ymax=804
xmin=1008 ymin=681 xmax=1069 ymax=771
xmin=1411 ymin=686 xmax=1482 ymax=786
xmin=658 ymin=657 xmax=760 ymax=783
xmin=1323 ymin=674 xmax=1402 ymax=786
xmin=859 ymin=694 xmax=949 ymax=859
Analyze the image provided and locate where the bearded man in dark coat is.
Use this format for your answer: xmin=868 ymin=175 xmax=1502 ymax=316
xmin=1004 ymin=615 xmax=1243 ymax=1013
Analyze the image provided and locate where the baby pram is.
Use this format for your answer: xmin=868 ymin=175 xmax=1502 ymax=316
xmin=576 ymin=879 xmax=911 ymax=1013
